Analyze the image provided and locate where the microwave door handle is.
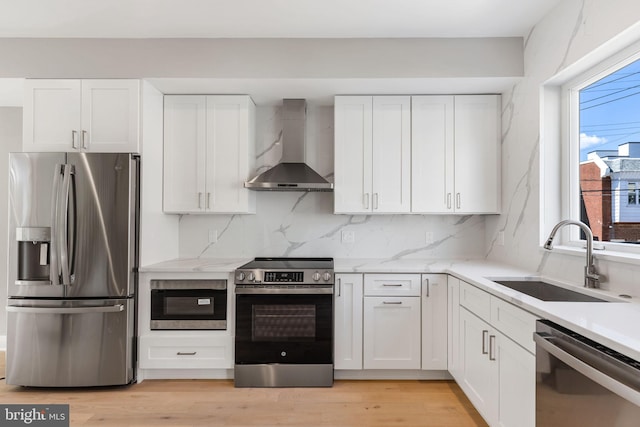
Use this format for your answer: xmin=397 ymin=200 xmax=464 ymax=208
xmin=49 ymin=164 xmax=63 ymax=286
xmin=533 ymin=332 xmax=640 ymax=407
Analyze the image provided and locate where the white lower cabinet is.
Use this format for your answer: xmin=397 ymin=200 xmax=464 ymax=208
xmin=334 ymin=274 xmax=363 ymax=370
xmin=363 ymin=294 xmax=421 ymax=369
xmin=139 ymin=335 xmax=233 ymax=370
xmin=421 ymin=274 xmax=448 ymax=370
xmin=447 ymin=276 xmax=461 ymax=380
xmin=456 ymin=279 xmax=536 ymax=427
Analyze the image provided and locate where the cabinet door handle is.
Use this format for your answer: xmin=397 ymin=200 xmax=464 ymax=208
xmin=489 ymin=335 xmax=496 ymax=361
xmin=424 ymin=278 xmax=430 ymax=298
xmin=456 ymin=193 xmax=461 ymax=210
xmin=482 ymin=330 xmax=489 ymax=354
xmin=364 ymin=193 xmax=370 ymax=209
xmin=71 ymin=130 xmax=78 ymax=149
xmin=206 ymin=192 xmax=211 ymax=209
xmin=374 ymin=193 xmax=379 ymax=210
xmin=198 ymin=192 xmax=202 ymax=209
xmin=177 ymin=351 xmax=197 ymax=356
xmin=383 ymin=301 xmax=402 ymax=305
xmin=337 ymin=278 xmax=341 ymax=297
xmin=447 ymin=193 xmax=452 ymax=209
xmin=82 ymin=130 xmax=88 ymax=149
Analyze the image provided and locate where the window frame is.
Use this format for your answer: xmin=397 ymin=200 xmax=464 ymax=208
xmin=560 ymin=45 xmax=640 ymax=256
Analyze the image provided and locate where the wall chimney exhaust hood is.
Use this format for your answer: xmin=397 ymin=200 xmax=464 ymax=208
xmin=245 ymin=99 xmax=334 ymax=192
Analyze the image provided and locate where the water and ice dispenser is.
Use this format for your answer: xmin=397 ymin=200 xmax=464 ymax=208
xmin=16 ymin=227 xmax=51 ymax=284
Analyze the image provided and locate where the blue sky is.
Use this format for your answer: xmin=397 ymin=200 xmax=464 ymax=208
xmin=579 ymin=59 xmax=640 ymax=161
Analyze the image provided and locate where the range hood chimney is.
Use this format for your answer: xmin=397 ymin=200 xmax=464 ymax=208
xmin=245 ymin=99 xmax=334 ymax=191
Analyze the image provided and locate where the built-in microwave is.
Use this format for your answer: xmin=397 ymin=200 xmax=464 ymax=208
xmin=150 ymin=279 xmax=227 ymax=330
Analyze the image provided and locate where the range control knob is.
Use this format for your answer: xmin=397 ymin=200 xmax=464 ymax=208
xmin=312 ymin=271 xmax=321 ymax=281
xmin=247 ymin=272 xmax=256 ymax=282
xmin=236 ymin=271 xmax=245 ymax=281
xmin=322 ymin=272 xmax=332 ymax=282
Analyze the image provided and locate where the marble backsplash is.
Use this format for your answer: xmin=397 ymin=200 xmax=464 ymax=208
xmin=177 ymin=104 xmax=488 ymax=260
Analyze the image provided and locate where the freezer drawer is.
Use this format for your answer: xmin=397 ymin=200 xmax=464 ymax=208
xmin=6 ymin=298 xmax=135 ymax=387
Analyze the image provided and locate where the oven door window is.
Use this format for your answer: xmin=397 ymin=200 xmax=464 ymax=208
xmin=236 ymin=294 xmax=333 ymax=365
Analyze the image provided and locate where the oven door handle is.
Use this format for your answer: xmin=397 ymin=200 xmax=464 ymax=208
xmin=533 ymin=332 xmax=640 ymax=406
xmin=235 ymin=287 xmax=333 ymax=295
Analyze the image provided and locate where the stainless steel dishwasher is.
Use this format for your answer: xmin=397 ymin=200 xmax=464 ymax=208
xmin=534 ymin=320 xmax=640 ymax=426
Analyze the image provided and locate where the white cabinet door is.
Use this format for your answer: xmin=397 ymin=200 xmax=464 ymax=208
xmin=163 ymin=95 xmax=255 ymax=214
xmin=372 ymin=96 xmax=411 ymax=213
xmin=334 ymin=96 xmax=373 ymax=213
xmin=81 ymin=79 xmax=140 ymax=152
xmin=23 ymin=79 xmax=139 ymax=153
xmin=447 ymin=276 xmax=461 ymax=380
xmin=334 ymin=274 xmax=363 ymax=370
xmin=363 ymin=296 xmax=421 ymax=369
xmin=495 ymin=332 xmax=535 ymax=427
xmin=163 ymin=95 xmax=207 ymax=213
xmin=421 ymin=274 xmax=448 ymax=370
xmin=454 ymin=95 xmax=501 ymax=214
xmin=459 ymin=307 xmax=496 ymax=425
xmin=411 ymin=96 xmax=454 ymax=213
xmin=23 ymin=79 xmax=82 ymax=151
xmin=205 ymin=96 xmax=255 ymax=214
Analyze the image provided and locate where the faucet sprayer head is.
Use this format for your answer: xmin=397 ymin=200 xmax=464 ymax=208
xmin=543 ymin=238 xmax=554 ymax=250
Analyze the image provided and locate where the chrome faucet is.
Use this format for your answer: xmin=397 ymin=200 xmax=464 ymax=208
xmin=544 ymin=219 xmax=600 ymax=289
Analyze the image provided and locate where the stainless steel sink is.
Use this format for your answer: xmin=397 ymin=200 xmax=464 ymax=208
xmin=491 ymin=280 xmax=609 ymax=302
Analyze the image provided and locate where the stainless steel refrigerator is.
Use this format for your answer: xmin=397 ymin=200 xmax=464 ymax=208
xmin=6 ymin=152 xmax=139 ymax=387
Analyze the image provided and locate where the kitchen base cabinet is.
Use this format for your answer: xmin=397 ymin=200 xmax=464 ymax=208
xmin=363 ymin=296 xmax=421 ymax=369
xmin=455 ymin=279 xmax=536 ymax=427
xmin=421 ymin=274 xmax=448 ymax=370
xmin=447 ymin=276 xmax=461 ymax=380
xmin=334 ymin=274 xmax=363 ymax=370
xmin=139 ymin=334 xmax=233 ymax=370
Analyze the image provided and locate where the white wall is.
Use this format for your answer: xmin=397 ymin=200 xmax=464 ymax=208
xmin=486 ymin=0 xmax=640 ymax=296
xmin=0 ymin=108 xmax=23 ymax=342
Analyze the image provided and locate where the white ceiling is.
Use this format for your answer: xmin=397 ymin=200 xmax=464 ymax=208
xmin=0 ymin=0 xmax=561 ymax=38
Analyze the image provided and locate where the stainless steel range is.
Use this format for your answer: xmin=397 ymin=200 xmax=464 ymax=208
xmin=234 ymin=257 xmax=334 ymax=387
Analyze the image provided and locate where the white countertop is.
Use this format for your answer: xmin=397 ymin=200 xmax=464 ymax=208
xmin=140 ymin=256 xmax=640 ymax=362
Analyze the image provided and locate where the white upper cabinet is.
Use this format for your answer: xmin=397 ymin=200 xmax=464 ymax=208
xmin=163 ymin=95 xmax=255 ymax=214
xmin=334 ymin=96 xmax=411 ymax=214
xmin=23 ymin=79 xmax=140 ymax=153
xmin=411 ymin=94 xmax=501 ymax=214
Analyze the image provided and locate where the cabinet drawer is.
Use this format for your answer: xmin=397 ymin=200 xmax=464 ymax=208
xmin=364 ymin=274 xmax=421 ymax=296
xmin=139 ymin=335 xmax=232 ymax=369
xmin=459 ymin=280 xmax=491 ymax=322
xmin=490 ymin=296 xmax=538 ymax=354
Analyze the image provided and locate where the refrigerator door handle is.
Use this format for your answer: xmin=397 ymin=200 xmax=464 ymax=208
xmin=58 ymin=164 xmax=74 ymax=286
xmin=49 ymin=164 xmax=63 ymax=286
xmin=6 ymin=304 xmax=125 ymax=314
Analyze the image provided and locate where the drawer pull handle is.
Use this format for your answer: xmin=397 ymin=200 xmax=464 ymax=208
xmin=383 ymin=301 xmax=402 ymax=305
xmin=382 ymin=284 xmax=403 ymax=287
xmin=177 ymin=351 xmax=197 ymax=356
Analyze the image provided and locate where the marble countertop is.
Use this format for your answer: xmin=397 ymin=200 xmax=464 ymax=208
xmin=140 ymin=257 xmax=640 ymax=362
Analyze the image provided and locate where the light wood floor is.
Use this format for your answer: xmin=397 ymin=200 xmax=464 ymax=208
xmin=0 ymin=353 xmax=487 ymax=427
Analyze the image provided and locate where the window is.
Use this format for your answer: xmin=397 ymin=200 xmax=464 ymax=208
xmin=629 ymin=183 xmax=638 ymax=205
xmin=568 ymin=54 xmax=640 ymax=246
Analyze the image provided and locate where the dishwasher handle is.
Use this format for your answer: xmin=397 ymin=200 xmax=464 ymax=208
xmin=534 ymin=332 xmax=640 ymax=407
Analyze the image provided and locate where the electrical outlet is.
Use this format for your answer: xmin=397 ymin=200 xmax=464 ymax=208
xmin=425 ymin=231 xmax=434 ymax=244
xmin=496 ymin=231 xmax=504 ymax=246
xmin=208 ymin=229 xmax=218 ymax=244
xmin=341 ymin=230 xmax=355 ymax=243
